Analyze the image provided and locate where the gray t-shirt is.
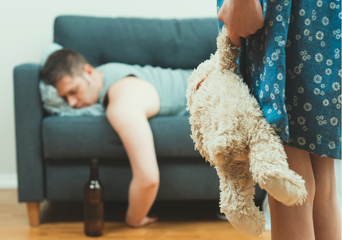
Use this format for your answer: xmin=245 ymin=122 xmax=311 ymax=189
xmin=96 ymin=63 xmax=192 ymax=116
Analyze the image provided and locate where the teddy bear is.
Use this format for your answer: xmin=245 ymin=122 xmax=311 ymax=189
xmin=186 ymin=27 xmax=308 ymax=237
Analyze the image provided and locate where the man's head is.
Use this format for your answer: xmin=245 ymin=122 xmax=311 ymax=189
xmin=42 ymin=49 xmax=102 ymax=108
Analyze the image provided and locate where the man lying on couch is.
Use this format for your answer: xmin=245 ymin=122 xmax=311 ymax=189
xmin=42 ymin=48 xmax=192 ymax=227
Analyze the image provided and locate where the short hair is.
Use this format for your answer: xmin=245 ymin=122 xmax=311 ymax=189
xmin=41 ymin=48 xmax=89 ymax=86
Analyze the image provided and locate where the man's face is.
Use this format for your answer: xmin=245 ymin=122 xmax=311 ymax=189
xmin=55 ymin=73 xmax=99 ymax=108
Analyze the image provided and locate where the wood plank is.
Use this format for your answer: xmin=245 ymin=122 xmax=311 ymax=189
xmin=0 ymin=190 xmax=271 ymax=240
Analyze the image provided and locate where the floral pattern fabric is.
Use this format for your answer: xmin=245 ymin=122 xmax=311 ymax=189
xmin=217 ymin=0 xmax=341 ymax=159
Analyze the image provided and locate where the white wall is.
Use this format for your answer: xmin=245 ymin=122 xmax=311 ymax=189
xmin=0 ymin=0 xmax=217 ymax=188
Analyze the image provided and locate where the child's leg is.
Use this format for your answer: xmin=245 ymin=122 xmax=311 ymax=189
xmin=106 ymin=77 xmax=160 ymax=227
xmin=268 ymin=145 xmax=316 ymax=240
xmin=311 ymin=154 xmax=341 ymax=240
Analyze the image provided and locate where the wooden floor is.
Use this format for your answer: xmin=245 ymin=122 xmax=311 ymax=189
xmin=0 ymin=190 xmax=271 ymax=240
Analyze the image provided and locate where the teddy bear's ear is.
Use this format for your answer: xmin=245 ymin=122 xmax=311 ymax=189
xmin=216 ymin=27 xmax=240 ymax=73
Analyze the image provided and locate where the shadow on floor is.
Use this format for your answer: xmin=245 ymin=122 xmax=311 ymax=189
xmin=39 ymin=200 xmax=224 ymax=224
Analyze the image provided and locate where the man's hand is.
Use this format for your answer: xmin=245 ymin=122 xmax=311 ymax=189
xmin=218 ymin=0 xmax=264 ymax=48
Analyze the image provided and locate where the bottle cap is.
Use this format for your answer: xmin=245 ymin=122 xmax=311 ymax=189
xmin=91 ymin=158 xmax=98 ymax=165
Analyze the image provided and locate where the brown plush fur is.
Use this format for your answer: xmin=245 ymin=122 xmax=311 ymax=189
xmin=186 ymin=27 xmax=307 ymax=237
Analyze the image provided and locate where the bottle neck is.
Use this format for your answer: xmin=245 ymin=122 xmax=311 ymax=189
xmin=90 ymin=159 xmax=99 ymax=180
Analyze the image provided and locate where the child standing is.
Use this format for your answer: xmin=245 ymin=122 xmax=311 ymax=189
xmin=217 ymin=0 xmax=341 ymax=239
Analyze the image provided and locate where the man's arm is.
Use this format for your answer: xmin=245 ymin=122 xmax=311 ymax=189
xmin=105 ymin=76 xmax=160 ymax=227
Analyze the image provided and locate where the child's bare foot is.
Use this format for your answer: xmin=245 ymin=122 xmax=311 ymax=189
xmin=126 ymin=216 xmax=158 ymax=228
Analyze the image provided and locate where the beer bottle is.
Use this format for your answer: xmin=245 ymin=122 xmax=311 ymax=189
xmin=84 ymin=158 xmax=104 ymax=237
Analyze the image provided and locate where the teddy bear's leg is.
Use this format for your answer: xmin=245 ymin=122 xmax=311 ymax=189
xmin=248 ymin=120 xmax=307 ymax=206
xmin=216 ymin=158 xmax=265 ymax=237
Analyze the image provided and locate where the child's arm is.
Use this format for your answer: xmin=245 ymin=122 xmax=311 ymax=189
xmin=106 ymin=76 xmax=160 ymax=227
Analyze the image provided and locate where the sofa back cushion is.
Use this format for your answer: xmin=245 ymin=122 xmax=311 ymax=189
xmin=54 ymin=16 xmax=218 ymax=69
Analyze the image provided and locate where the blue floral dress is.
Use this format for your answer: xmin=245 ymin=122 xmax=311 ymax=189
xmin=217 ymin=0 xmax=341 ymax=159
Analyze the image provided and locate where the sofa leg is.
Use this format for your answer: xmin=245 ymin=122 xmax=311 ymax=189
xmin=26 ymin=202 xmax=40 ymax=226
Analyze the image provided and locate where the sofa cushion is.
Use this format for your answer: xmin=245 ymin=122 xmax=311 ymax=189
xmin=54 ymin=16 xmax=218 ymax=69
xmin=42 ymin=116 xmax=201 ymax=159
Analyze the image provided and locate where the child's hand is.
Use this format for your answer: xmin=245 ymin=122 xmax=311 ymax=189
xmin=218 ymin=0 xmax=264 ymax=47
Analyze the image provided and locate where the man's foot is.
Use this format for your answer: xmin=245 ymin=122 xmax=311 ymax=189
xmin=126 ymin=216 xmax=158 ymax=228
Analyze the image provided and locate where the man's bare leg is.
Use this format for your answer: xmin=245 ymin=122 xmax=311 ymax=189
xmin=311 ymin=154 xmax=341 ymax=240
xmin=268 ymin=145 xmax=316 ymax=240
xmin=106 ymin=77 xmax=160 ymax=227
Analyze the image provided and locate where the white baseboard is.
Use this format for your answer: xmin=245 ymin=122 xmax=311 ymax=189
xmin=0 ymin=173 xmax=18 ymax=189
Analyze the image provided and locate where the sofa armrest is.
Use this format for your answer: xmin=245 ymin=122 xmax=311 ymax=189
xmin=14 ymin=64 xmax=45 ymax=202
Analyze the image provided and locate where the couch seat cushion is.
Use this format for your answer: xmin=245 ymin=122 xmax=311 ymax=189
xmin=42 ymin=116 xmax=201 ymax=159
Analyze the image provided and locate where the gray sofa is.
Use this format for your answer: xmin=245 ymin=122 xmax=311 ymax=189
xmin=14 ymin=15 xmax=265 ymax=226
